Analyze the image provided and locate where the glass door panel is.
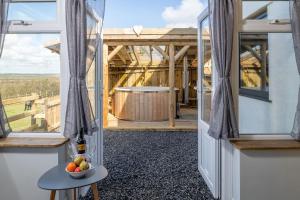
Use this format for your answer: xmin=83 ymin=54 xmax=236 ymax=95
xmin=201 ymin=17 xmax=212 ymax=124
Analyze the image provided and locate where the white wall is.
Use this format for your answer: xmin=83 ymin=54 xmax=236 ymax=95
xmin=239 ymin=2 xmax=299 ymax=134
xmin=221 ymin=141 xmax=300 ymax=200
xmin=239 ymin=150 xmax=300 ymax=200
xmin=0 ymin=147 xmax=64 ymax=200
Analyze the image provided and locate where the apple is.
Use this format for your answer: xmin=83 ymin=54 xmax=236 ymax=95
xmin=74 ymin=167 xmax=81 ymax=173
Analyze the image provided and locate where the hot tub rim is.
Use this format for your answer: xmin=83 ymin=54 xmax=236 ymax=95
xmin=114 ymin=87 xmax=178 ymax=93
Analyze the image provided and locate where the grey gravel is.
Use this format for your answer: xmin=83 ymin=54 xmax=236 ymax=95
xmin=80 ymin=130 xmax=215 ymax=200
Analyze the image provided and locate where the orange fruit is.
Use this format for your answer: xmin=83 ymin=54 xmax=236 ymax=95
xmin=66 ymin=162 xmax=77 ymax=172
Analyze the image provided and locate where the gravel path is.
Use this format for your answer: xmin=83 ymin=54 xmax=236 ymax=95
xmin=81 ymin=130 xmax=215 ymax=200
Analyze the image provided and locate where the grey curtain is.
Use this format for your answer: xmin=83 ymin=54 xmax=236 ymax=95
xmin=0 ymin=0 xmax=11 ymax=137
xmin=208 ymin=0 xmax=239 ymax=139
xmin=290 ymin=0 xmax=300 ymax=140
xmin=64 ymin=0 xmax=95 ymax=138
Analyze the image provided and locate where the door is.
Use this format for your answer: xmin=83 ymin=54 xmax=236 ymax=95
xmin=85 ymin=9 xmax=104 ymax=166
xmin=197 ymin=9 xmax=221 ymax=199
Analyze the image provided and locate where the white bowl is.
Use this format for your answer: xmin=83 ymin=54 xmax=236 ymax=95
xmin=65 ymin=163 xmax=94 ymax=179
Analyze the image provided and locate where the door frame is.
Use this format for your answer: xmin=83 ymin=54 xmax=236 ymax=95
xmin=197 ymin=8 xmax=221 ymax=198
xmin=95 ymin=37 xmax=104 ymax=165
xmin=85 ymin=6 xmax=104 ymax=166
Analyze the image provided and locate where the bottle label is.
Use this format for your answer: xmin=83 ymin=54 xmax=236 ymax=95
xmin=77 ymin=144 xmax=86 ymax=151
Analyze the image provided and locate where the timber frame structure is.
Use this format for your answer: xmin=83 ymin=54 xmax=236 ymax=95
xmin=103 ymin=28 xmax=198 ymax=128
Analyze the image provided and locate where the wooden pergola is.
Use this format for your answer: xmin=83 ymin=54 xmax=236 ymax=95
xmin=103 ymin=28 xmax=197 ymax=128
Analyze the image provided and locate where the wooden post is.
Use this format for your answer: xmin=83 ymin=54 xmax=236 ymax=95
xmin=31 ymin=100 xmax=37 ymax=127
xmin=183 ymin=55 xmax=189 ymax=104
xmin=261 ymin=42 xmax=267 ymax=91
xmin=169 ymin=44 xmax=175 ymax=127
xmin=72 ymin=188 xmax=76 ymax=200
xmin=50 ymin=190 xmax=56 ymax=200
xmin=43 ymin=99 xmax=48 ymax=131
xmin=91 ymin=183 xmax=100 ymax=200
xmin=103 ymin=44 xmax=109 ymax=128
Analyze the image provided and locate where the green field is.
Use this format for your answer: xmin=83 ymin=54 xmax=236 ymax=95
xmin=5 ymin=104 xmax=32 ymax=131
xmin=1 ymin=73 xmax=59 ymax=132
xmin=0 ymin=73 xmax=60 ymax=99
xmin=5 ymin=103 xmax=44 ymax=132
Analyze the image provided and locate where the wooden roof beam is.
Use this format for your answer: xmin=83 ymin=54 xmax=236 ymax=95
xmin=117 ymin=51 xmax=127 ymax=64
xmin=175 ymin=45 xmax=190 ymax=62
xmin=108 ymin=45 xmax=124 ymax=62
xmin=130 ymin=46 xmax=141 ymax=65
xmin=122 ymin=46 xmax=133 ymax=62
xmin=242 ymin=45 xmax=262 ymax=63
xmin=104 ymin=41 xmax=197 ymax=46
xmin=149 ymin=46 xmax=153 ymax=65
xmin=153 ymin=46 xmax=169 ymax=61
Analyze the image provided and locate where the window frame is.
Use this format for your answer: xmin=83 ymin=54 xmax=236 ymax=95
xmin=198 ymin=8 xmax=218 ymax=129
xmin=8 ymin=0 xmax=61 ymax=33
xmin=5 ymin=0 xmax=65 ymax=136
xmin=237 ymin=0 xmax=294 ymax=136
xmin=5 ymin=0 xmax=103 ymax=138
xmin=238 ymin=0 xmax=291 ymax=102
xmin=238 ymin=32 xmax=270 ymax=102
xmin=241 ymin=0 xmax=291 ymax=33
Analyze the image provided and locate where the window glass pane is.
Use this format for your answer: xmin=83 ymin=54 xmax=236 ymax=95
xmin=243 ymin=1 xmax=290 ymax=20
xmin=201 ymin=0 xmax=209 ymax=7
xmin=240 ymin=34 xmax=269 ymax=95
xmin=239 ymin=33 xmax=299 ymax=134
xmin=0 ymin=34 xmax=60 ymax=133
xmin=8 ymin=1 xmax=57 ymax=21
xmin=201 ymin=17 xmax=212 ymax=124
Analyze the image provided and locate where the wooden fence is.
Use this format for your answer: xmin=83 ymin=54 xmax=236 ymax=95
xmin=3 ymin=93 xmax=60 ymax=132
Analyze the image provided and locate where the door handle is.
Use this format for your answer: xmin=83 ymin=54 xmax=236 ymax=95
xmin=12 ymin=20 xmax=32 ymax=26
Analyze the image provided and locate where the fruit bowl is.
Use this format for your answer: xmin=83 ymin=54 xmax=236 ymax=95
xmin=65 ymin=163 xmax=94 ymax=179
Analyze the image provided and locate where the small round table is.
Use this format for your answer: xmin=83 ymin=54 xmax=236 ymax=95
xmin=38 ymin=163 xmax=108 ymax=200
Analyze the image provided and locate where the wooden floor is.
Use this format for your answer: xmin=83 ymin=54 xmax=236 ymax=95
xmin=106 ymin=108 xmax=197 ymax=131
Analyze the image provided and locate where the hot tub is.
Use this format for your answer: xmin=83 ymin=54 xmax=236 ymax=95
xmin=112 ymin=87 xmax=176 ymax=121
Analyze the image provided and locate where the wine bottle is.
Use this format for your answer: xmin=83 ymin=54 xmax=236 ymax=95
xmin=76 ymin=128 xmax=86 ymax=154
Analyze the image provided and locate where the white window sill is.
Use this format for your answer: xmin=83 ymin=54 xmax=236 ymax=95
xmin=8 ymin=132 xmax=65 ymax=139
xmin=236 ymin=134 xmax=294 ymax=140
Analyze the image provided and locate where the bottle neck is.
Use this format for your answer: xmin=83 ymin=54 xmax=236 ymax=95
xmin=79 ymin=128 xmax=86 ymax=139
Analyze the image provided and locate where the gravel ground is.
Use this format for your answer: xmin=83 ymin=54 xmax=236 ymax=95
xmin=80 ymin=130 xmax=215 ymax=200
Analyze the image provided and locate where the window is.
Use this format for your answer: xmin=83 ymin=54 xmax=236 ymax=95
xmin=242 ymin=1 xmax=290 ymax=20
xmin=239 ymin=33 xmax=269 ymax=101
xmin=0 ymin=0 xmax=63 ymax=134
xmin=8 ymin=1 xmax=57 ymax=21
xmin=239 ymin=0 xmax=299 ymax=134
xmin=0 ymin=34 xmax=60 ymax=132
xmin=200 ymin=16 xmax=212 ymax=124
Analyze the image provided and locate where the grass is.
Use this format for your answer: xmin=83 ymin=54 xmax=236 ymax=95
xmin=4 ymin=103 xmax=43 ymax=132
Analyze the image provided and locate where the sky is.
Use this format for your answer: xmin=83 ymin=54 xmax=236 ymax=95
xmin=104 ymin=0 xmax=207 ymax=28
xmin=0 ymin=0 xmax=207 ymax=75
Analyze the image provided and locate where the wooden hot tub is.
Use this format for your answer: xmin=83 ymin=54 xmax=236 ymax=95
xmin=112 ymin=87 xmax=174 ymax=121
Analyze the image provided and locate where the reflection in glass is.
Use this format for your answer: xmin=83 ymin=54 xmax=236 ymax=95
xmin=0 ymin=34 xmax=60 ymax=133
xmin=239 ymin=33 xmax=299 ymax=134
xmin=242 ymin=1 xmax=290 ymax=20
xmin=201 ymin=17 xmax=212 ymax=124
xmin=240 ymin=34 xmax=269 ymax=92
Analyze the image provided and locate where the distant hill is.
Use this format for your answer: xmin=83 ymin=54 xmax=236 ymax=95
xmin=0 ymin=74 xmax=59 ymax=80
xmin=0 ymin=74 xmax=60 ymax=99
